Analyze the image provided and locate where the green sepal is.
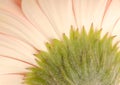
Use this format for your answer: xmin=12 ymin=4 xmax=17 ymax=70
xmin=25 ymin=25 xmax=120 ymax=85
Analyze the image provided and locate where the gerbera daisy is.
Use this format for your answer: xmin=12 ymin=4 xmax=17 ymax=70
xmin=0 ymin=0 xmax=120 ymax=85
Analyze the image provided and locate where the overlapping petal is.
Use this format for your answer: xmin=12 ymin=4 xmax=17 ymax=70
xmin=0 ymin=33 xmax=36 ymax=85
xmin=21 ymin=0 xmax=76 ymax=37
xmin=21 ymin=0 xmax=60 ymax=38
xmin=0 ymin=10 xmax=48 ymax=50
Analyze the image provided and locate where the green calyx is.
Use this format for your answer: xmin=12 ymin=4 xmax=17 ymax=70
xmin=25 ymin=25 xmax=120 ymax=85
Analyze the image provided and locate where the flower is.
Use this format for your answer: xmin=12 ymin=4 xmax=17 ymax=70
xmin=0 ymin=0 xmax=120 ymax=85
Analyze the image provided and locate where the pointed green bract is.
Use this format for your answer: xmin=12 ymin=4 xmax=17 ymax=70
xmin=25 ymin=25 xmax=120 ymax=85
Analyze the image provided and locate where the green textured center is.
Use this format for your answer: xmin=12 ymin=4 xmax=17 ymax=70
xmin=25 ymin=25 xmax=120 ymax=85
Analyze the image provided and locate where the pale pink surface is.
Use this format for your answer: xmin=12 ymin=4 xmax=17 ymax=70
xmin=0 ymin=0 xmax=120 ymax=85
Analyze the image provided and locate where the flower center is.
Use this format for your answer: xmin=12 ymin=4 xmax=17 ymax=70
xmin=24 ymin=25 xmax=120 ymax=85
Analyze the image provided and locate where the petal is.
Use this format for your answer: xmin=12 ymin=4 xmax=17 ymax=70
xmin=0 ymin=33 xmax=37 ymax=65
xmin=0 ymin=34 xmax=36 ymax=85
xmin=0 ymin=56 xmax=29 ymax=74
xmin=0 ymin=0 xmax=23 ymax=18
xmin=111 ymin=20 xmax=120 ymax=49
xmin=102 ymin=0 xmax=120 ymax=33
xmin=0 ymin=74 xmax=24 ymax=85
xmin=21 ymin=0 xmax=60 ymax=38
xmin=22 ymin=0 xmax=76 ymax=37
xmin=72 ymin=0 xmax=103 ymax=28
xmin=37 ymin=0 xmax=76 ymax=36
xmin=0 ymin=10 xmax=48 ymax=50
xmin=72 ymin=0 xmax=114 ymax=33
xmin=0 ymin=34 xmax=37 ymax=85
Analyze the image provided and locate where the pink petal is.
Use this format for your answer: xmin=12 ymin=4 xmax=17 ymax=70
xmin=0 ymin=10 xmax=48 ymax=50
xmin=0 ymin=75 xmax=24 ymax=85
xmin=22 ymin=0 xmax=76 ymax=37
xmin=0 ymin=34 xmax=37 ymax=65
xmin=102 ymin=0 xmax=120 ymax=34
xmin=0 ymin=0 xmax=23 ymax=19
xmin=21 ymin=0 xmax=60 ymax=38
xmin=72 ymin=0 xmax=113 ymax=32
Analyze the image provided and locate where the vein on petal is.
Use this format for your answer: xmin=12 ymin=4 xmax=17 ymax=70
xmin=100 ymin=0 xmax=112 ymax=27
xmin=0 ymin=55 xmax=38 ymax=68
xmin=71 ymin=0 xmax=78 ymax=28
